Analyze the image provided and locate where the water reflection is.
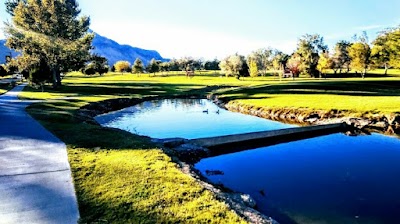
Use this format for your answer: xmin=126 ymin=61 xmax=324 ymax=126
xmin=96 ymin=99 xmax=294 ymax=139
xmin=195 ymin=133 xmax=400 ymax=224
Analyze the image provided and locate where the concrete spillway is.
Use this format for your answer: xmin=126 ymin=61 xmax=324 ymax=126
xmin=188 ymin=123 xmax=348 ymax=157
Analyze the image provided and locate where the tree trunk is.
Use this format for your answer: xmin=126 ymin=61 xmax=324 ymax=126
xmin=51 ymin=65 xmax=62 ymax=88
xmin=339 ymin=68 xmax=342 ymax=74
xmin=56 ymin=71 xmax=62 ymax=86
xmin=362 ymin=68 xmax=366 ymax=79
xmin=384 ymin=63 xmax=388 ymax=75
xmin=52 ymin=68 xmax=58 ymax=88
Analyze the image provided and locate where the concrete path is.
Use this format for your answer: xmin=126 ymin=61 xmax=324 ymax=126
xmin=0 ymin=84 xmax=79 ymax=224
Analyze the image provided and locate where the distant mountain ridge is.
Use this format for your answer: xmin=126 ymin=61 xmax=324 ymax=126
xmin=0 ymin=31 xmax=168 ymax=66
xmin=91 ymin=31 xmax=168 ymax=66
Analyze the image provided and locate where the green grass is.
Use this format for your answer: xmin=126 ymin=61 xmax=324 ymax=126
xmin=24 ymin=73 xmax=247 ymax=223
xmin=217 ymin=79 xmax=400 ymax=115
xmin=22 ymin=71 xmax=400 ymax=223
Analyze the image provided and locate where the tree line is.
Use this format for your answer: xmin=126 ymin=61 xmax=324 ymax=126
xmin=1 ymin=0 xmax=399 ymax=85
xmin=104 ymin=57 xmax=221 ymax=76
xmin=220 ymin=29 xmax=400 ymax=79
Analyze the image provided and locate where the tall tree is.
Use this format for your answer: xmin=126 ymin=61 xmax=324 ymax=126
xmin=295 ymin=34 xmax=327 ymax=77
xmin=371 ymin=26 xmax=400 ymax=73
xmin=5 ymin=0 xmax=93 ymax=87
xmin=349 ymin=42 xmax=371 ymax=78
xmin=317 ymin=51 xmax=333 ymax=77
xmin=332 ymin=40 xmax=352 ymax=74
xmin=248 ymin=59 xmax=258 ymax=78
xmin=132 ymin=58 xmax=144 ymax=74
xmin=247 ymin=48 xmax=273 ymax=75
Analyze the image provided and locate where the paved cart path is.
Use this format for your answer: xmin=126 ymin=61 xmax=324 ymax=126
xmin=0 ymin=84 xmax=79 ymax=224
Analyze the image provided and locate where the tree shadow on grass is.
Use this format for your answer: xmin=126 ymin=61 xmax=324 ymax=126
xmin=219 ymin=80 xmax=400 ymax=101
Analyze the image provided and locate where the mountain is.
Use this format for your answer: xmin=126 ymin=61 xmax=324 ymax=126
xmin=0 ymin=40 xmax=19 ymax=64
xmin=91 ymin=32 xmax=168 ymax=66
xmin=0 ymin=32 xmax=168 ymax=66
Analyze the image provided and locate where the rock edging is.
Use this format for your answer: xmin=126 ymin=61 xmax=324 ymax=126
xmin=208 ymin=94 xmax=400 ymax=136
xmin=77 ymin=96 xmax=277 ymax=224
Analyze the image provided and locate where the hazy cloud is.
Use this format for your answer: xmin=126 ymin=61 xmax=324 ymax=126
xmin=354 ymin=24 xmax=384 ymax=31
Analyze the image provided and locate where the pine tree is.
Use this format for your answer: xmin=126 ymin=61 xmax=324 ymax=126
xmin=5 ymin=0 xmax=93 ymax=87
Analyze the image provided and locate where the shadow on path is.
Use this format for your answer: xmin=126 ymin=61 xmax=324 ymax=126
xmin=0 ymin=84 xmax=79 ymax=224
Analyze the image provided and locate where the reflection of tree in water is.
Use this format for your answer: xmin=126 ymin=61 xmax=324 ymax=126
xmin=170 ymin=99 xmax=205 ymax=110
xmin=146 ymin=99 xmax=206 ymax=110
xmin=132 ymin=99 xmax=207 ymax=113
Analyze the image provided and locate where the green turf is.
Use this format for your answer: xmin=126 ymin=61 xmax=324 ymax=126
xmin=217 ymin=79 xmax=400 ymax=115
xmin=24 ymin=73 xmax=247 ymax=223
xmin=22 ymin=70 xmax=400 ymax=223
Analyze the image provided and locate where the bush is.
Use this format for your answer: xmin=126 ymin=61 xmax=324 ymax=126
xmin=29 ymin=61 xmax=51 ymax=85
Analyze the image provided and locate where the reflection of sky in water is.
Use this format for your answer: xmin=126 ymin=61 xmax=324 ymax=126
xmin=96 ymin=99 xmax=294 ymax=139
xmin=196 ymin=133 xmax=400 ymax=224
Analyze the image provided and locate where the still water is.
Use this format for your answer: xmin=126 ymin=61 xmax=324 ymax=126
xmin=96 ymin=99 xmax=400 ymax=224
xmin=196 ymin=133 xmax=400 ymax=224
xmin=96 ymin=99 xmax=294 ymax=139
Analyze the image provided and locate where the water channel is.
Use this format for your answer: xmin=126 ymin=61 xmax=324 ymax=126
xmin=96 ymin=99 xmax=400 ymax=224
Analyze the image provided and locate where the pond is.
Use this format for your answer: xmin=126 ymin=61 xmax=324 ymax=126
xmin=96 ymin=99 xmax=400 ymax=224
xmin=96 ymin=98 xmax=294 ymax=139
xmin=196 ymin=133 xmax=400 ymax=224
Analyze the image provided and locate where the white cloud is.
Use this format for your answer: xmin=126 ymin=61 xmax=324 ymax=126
xmin=354 ymin=24 xmax=383 ymax=31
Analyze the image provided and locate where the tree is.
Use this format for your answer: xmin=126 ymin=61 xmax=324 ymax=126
xmin=332 ymin=40 xmax=352 ymax=74
xmin=5 ymin=0 xmax=25 ymax=16
xmin=167 ymin=59 xmax=180 ymax=71
xmin=219 ymin=54 xmax=243 ymax=77
xmin=132 ymin=58 xmax=144 ymax=74
xmin=114 ymin=61 xmax=131 ymax=73
xmin=159 ymin=62 xmax=170 ymax=75
xmin=5 ymin=0 xmax=93 ymax=88
xmin=204 ymin=59 xmax=220 ymax=70
xmin=271 ymin=51 xmax=289 ymax=76
xmin=29 ymin=59 xmax=52 ymax=85
xmin=249 ymin=59 xmax=258 ymax=77
xmin=147 ymin=58 xmax=161 ymax=75
xmin=294 ymin=34 xmax=327 ymax=77
xmin=82 ymin=56 xmax=108 ymax=76
xmin=349 ymin=42 xmax=371 ymax=78
xmin=247 ymin=48 xmax=274 ymax=75
xmin=86 ymin=55 xmax=108 ymax=75
xmin=286 ymin=54 xmax=301 ymax=77
xmin=371 ymin=26 xmax=400 ymax=74
xmin=317 ymin=51 xmax=333 ymax=77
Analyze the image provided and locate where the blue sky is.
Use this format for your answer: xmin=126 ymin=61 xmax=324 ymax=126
xmin=1 ymin=0 xmax=400 ymax=59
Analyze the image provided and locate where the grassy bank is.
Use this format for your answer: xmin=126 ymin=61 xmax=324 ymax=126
xmin=22 ymin=71 xmax=400 ymax=222
xmin=216 ymin=79 xmax=400 ymax=116
xmin=23 ymin=73 xmax=247 ymax=223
